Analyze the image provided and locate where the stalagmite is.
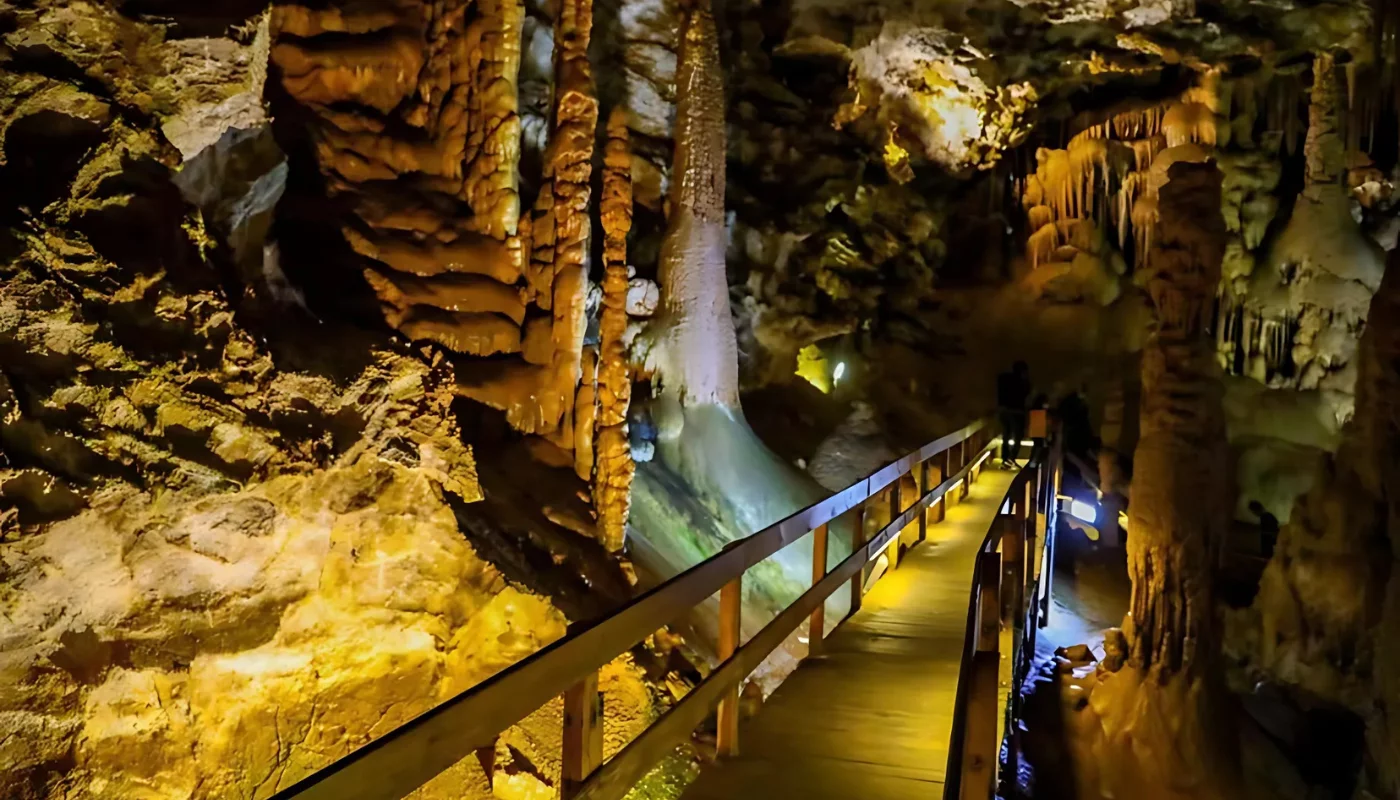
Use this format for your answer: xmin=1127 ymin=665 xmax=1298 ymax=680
xmin=1130 ymin=161 xmax=1228 ymax=668
xmin=1239 ymin=52 xmax=1385 ymax=394
xmin=632 ymin=0 xmax=829 ymax=586
xmin=1028 ymin=223 xmax=1059 ymax=268
xmin=1091 ymin=161 xmax=1238 ymax=798
xmin=594 ymin=109 xmax=635 ymax=551
xmin=643 ymin=1 xmax=739 ymax=409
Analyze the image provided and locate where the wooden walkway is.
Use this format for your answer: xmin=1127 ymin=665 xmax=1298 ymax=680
xmin=682 ymin=467 xmax=1018 ymax=800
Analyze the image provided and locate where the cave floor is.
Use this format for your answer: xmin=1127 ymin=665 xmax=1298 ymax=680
xmin=681 ymin=467 xmax=1018 ymax=800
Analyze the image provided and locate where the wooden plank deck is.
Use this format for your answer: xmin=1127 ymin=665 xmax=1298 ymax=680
xmin=681 ymin=467 xmax=1018 ymax=800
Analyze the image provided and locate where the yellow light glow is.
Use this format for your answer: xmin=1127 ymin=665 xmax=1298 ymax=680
xmin=795 ymin=344 xmax=831 ymax=393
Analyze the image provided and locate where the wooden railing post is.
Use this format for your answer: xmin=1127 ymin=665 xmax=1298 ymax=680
xmin=942 ymin=449 xmax=953 ymax=505
xmin=1001 ymin=504 xmax=1025 ymax=627
xmin=959 ymin=440 xmax=970 ymax=500
xmin=849 ymin=503 xmax=866 ymax=615
xmin=888 ymin=473 xmax=903 ymax=570
xmin=968 ymin=435 xmax=981 ymax=485
xmin=717 ymin=573 xmax=743 ymax=757
xmin=917 ymin=461 xmax=930 ymax=542
xmin=809 ymin=523 xmax=828 ymax=657
xmin=976 ymin=555 xmax=1000 ymax=653
xmin=562 ymin=672 xmax=603 ymax=799
xmin=1022 ymin=477 xmax=1037 ymax=595
xmin=962 ymin=554 xmax=1001 ymax=800
xmin=934 ymin=455 xmax=947 ymax=522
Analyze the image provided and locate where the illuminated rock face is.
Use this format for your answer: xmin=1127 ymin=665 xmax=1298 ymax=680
xmin=0 ymin=4 xmax=650 ymax=798
xmin=1125 ymin=160 xmax=1228 ymax=675
xmin=3 ymin=458 xmax=571 ymax=798
xmin=1237 ymin=248 xmax=1400 ymax=798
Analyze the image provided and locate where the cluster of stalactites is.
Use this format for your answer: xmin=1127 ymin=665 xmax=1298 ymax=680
xmin=1020 ymin=78 xmax=1225 ymax=272
xmin=273 ymin=0 xmax=526 ymax=355
xmin=1214 ymin=293 xmax=1299 ymax=383
xmin=275 ymin=0 xmax=639 ymax=550
xmin=452 ymin=0 xmax=635 ymax=551
xmin=1346 ymin=0 xmax=1400 ymax=156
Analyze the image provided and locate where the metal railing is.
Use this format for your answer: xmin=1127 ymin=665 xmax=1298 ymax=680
xmin=272 ymin=418 xmax=1027 ymax=800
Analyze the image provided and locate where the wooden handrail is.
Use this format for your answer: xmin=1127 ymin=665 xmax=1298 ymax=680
xmin=944 ymin=427 xmax=1062 ymax=800
xmin=273 ymin=418 xmax=995 ymax=800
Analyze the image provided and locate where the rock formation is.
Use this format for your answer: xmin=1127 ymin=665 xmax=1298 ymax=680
xmin=594 ymin=109 xmax=637 ymax=552
xmin=0 ymin=4 xmax=655 ymax=797
xmin=1237 ymin=245 xmax=1400 ymax=797
xmin=1088 ymin=161 xmax=1238 ymax=799
xmin=2 ymin=0 xmax=1397 ymax=796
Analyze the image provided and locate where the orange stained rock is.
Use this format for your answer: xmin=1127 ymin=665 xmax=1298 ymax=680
xmin=274 ymin=4 xmax=406 ymax=37
xmin=363 ymin=269 xmax=528 ymax=325
xmin=343 ymin=228 xmax=518 ymax=284
xmin=575 ymin=348 xmax=599 ymax=481
xmin=273 ymin=32 xmax=427 ymax=114
xmin=459 ymin=0 xmax=524 ymax=241
xmin=399 ymin=310 xmax=523 ymax=356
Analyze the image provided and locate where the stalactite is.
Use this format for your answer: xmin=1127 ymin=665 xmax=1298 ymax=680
xmin=1163 ymin=101 xmax=1217 ymax=149
xmin=1215 ymin=290 xmax=1242 ymax=371
xmin=1131 ymin=189 xmax=1158 ymax=268
xmin=594 ymin=108 xmax=635 ymax=552
xmin=1129 ymin=136 xmax=1167 ymax=172
xmin=575 ymin=347 xmax=599 ymax=480
xmin=457 ymin=0 xmax=598 ymax=451
xmin=1028 ymin=223 xmax=1059 ymax=268
xmin=1268 ymin=72 xmax=1306 ymax=155
xmin=1027 ymin=204 xmax=1055 ymax=232
xmin=272 ymin=0 xmax=527 ymax=360
xmin=1071 ymin=104 xmax=1167 ymax=143
xmin=540 ymin=0 xmax=599 ymax=450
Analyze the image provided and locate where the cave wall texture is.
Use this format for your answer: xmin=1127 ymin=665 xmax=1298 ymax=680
xmin=0 ymin=3 xmax=657 ymax=798
xmin=2 ymin=0 xmax=1400 ymax=797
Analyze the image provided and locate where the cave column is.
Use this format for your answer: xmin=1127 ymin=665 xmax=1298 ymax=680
xmin=1125 ymin=160 xmax=1229 ymax=674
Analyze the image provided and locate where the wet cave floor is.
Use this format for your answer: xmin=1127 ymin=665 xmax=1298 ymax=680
xmin=1015 ymin=543 xmax=1131 ymax=800
xmin=1013 ymin=531 xmax=1364 ymax=800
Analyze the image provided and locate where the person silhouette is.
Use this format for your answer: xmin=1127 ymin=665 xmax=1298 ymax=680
xmin=996 ymin=361 xmax=1031 ymax=468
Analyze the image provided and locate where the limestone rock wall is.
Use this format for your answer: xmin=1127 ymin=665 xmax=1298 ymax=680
xmin=0 ymin=3 xmax=656 ymax=797
xmin=1235 ymin=248 xmax=1400 ymax=799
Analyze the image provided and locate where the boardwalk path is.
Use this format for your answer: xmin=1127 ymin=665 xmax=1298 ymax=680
xmin=681 ymin=468 xmax=1017 ymax=800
